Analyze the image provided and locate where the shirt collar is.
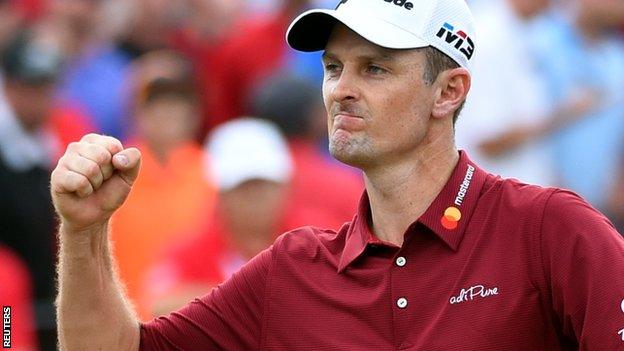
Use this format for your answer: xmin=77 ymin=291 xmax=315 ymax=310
xmin=337 ymin=151 xmax=488 ymax=273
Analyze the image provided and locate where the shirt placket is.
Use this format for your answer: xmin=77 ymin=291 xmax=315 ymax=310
xmin=389 ymin=244 xmax=415 ymax=350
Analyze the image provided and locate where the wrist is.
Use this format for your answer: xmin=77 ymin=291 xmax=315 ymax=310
xmin=59 ymin=221 xmax=110 ymax=258
xmin=60 ymin=218 xmax=109 ymax=237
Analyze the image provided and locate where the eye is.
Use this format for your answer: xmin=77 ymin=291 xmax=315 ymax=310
xmin=323 ymin=62 xmax=342 ymax=79
xmin=366 ymin=65 xmax=387 ymax=75
xmin=324 ymin=62 xmax=341 ymax=73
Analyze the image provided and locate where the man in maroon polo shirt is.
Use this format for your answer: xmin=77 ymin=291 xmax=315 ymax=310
xmin=52 ymin=0 xmax=624 ymax=350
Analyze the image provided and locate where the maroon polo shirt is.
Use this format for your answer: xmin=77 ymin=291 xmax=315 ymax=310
xmin=140 ymin=151 xmax=624 ymax=350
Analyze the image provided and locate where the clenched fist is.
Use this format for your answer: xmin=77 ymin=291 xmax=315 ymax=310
xmin=51 ymin=134 xmax=141 ymax=232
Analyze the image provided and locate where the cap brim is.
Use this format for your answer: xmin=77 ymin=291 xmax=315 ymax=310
xmin=287 ymin=9 xmax=429 ymax=52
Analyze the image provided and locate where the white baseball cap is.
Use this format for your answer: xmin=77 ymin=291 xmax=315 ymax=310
xmin=286 ymin=0 xmax=476 ymax=71
xmin=205 ymin=118 xmax=293 ymax=191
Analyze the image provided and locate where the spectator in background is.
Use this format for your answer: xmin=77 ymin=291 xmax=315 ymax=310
xmin=0 ymin=245 xmax=38 ymax=351
xmin=110 ymin=51 xmax=216 ymax=320
xmin=530 ymin=0 xmax=624 ymax=209
xmin=252 ymin=74 xmax=363 ymax=230
xmin=50 ymin=0 xmax=133 ymax=140
xmin=144 ymin=118 xmax=293 ymax=317
xmin=0 ymin=28 xmax=64 ymax=349
xmin=190 ymin=0 xmax=312 ymax=135
xmin=0 ymin=1 xmax=26 ymax=52
xmin=165 ymin=0 xmax=246 ymax=139
xmin=456 ymin=0 xmax=556 ymax=186
xmin=112 ymin=0 xmax=183 ymax=58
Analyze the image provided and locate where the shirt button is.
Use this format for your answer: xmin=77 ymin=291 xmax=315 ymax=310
xmin=395 ymin=256 xmax=407 ymax=267
xmin=396 ymin=297 xmax=408 ymax=309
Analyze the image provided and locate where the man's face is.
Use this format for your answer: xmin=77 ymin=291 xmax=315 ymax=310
xmin=5 ymin=81 xmax=56 ymax=132
xmin=577 ymin=0 xmax=624 ymax=28
xmin=221 ymin=179 xmax=287 ymax=237
xmin=137 ymin=96 xmax=198 ymax=150
xmin=508 ymin=0 xmax=550 ymax=19
xmin=322 ymin=25 xmax=436 ymax=170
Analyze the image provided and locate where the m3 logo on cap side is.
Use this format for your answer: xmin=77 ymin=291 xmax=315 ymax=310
xmin=436 ymin=22 xmax=475 ymax=60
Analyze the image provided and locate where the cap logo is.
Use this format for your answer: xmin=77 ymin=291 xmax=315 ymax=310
xmin=336 ymin=0 xmax=413 ymax=10
xmin=440 ymin=164 xmax=475 ymax=230
xmin=335 ymin=0 xmax=349 ymax=9
xmin=441 ymin=206 xmax=461 ymax=230
xmin=436 ymin=22 xmax=474 ymax=60
xmin=382 ymin=0 xmax=414 ymax=10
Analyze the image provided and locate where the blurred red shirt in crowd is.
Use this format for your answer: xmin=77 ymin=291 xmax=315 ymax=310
xmin=286 ymin=138 xmax=363 ymax=230
xmin=0 ymin=245 xmax=38 ymax=351
xmin=172 ymin=9 xmax=292 ymax=136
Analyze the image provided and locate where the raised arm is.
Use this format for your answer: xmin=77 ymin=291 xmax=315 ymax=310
xmin=51 ymin=134 xmax=142 ymax=351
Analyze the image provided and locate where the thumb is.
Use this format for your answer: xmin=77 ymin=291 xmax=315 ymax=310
xmin=112 ymin=147 xmax=141 ymax=186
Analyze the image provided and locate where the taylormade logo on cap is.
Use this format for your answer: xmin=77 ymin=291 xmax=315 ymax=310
xmin=338 ymin=0 xmax=414 ymax=11
xmin=287 ymin=0 xmax=477 ymax=71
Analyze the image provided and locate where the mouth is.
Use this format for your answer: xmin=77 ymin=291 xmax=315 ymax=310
xmin=333 ymin=113 xmax=365 ymax=132
xmin=334 ymin=111 xmax=362 ymax=118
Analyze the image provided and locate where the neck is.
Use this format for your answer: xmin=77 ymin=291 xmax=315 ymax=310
xmin=363 ymin=140 xmax=459 ymax=247
xmin=229 ymin=224 xmax=275 ymax=260
xmin=147 ymin=142 xmax=171 ymax=164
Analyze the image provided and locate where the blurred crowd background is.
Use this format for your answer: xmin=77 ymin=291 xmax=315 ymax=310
xmin=0 ymin=0 xmax=622 ymax=349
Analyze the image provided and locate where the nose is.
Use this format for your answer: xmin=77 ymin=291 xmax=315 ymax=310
xmin=329 ymin=67 xmax=361 ymax=103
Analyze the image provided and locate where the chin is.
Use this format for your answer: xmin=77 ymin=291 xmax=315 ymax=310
xmin=329 ymin=137 xmax=373 ymax=168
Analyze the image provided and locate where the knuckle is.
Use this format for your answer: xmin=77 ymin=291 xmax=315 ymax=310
xmin=76 ymin=173 xmax=91 ymax=189
xmin=67 ymin=142 xmax=80 ymax=152
xmin=106 ymin=135 xmax=123 ymax=149
xmin=81 ymin=133 xmax=100 ymax=142
xmin=56 ymin=155 xmax=67 ymax=168
xmin=106 ymin=136 xmax=121 ymax=146
xmin=85 ymin=144 xmax=110 ymax=163
xmin=84 ymin=161 xmax=101 ymax=179
xmin=77 ymin=184 xmax=93 ymax=197
xmin=63 ymin=171 xmax=78 ymax=189
xmin=101 ymin=166 xmax=113 ymax=180
xmin=96 ymin=147 xmax=112 ymax=164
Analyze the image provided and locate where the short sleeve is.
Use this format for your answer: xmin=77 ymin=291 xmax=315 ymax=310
xmin=540 ymin=190 xmax=624 ymax=350
xmin=139 ymin=243 xmax=275 ymax=350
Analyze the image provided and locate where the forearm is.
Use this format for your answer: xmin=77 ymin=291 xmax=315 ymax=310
xmin=56 ymin=222 xmax=140 ymax=351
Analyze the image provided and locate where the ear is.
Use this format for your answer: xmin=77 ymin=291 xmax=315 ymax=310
xmin=431 ymin=68 xmax=471 ymax=120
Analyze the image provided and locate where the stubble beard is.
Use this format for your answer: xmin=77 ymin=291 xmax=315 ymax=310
xmin=328 ymin=131 xmax=374 ymax=168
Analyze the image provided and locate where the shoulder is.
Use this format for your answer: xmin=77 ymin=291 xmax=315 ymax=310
xmin=273 ymin=224 xmax=349 ymax=260
xmin=486 ymin=176 xmax=616 ymax=224
xmin=491 ymin=177 xmax=622 ymax=246
xmin=540 ymin=189 xmax=621 ymax=241
xmin=483 ymin=176 xmax=623 ymax=259
xmin=482 ymin=176 xmax=559 ymax=215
